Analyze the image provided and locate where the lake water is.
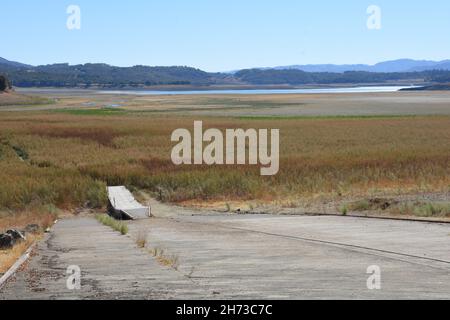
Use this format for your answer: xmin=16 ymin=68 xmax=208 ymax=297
xmin=99 ymin=86 xmax=416 ymax=96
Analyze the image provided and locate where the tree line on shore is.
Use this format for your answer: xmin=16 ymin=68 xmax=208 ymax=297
xmin=1 ymin=61 xmax=450 ymax=88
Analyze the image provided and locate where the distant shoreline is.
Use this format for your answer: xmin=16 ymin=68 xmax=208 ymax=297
xmin=16 ymin=82 xmax=423 ymax=92
xmin=16 ymin=85 xmax=419 ymax=96
xmin=400 ymin=84 xmax=450 ymax=91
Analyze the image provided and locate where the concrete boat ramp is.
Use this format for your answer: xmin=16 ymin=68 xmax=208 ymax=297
xmin=1 ymin=200 xmax=449 ymax=299
xmin=107 ymin=186 xmax=150 ymax=220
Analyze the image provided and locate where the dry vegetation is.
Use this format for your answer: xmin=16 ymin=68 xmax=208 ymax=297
xmin=0 ymin=92 xmax=53 ymax=107
xmin=0 ymin=234 xmax=39 ymax=274
xmin=391 ymin=202 xmax=450 ymax=217
xmin=0 ymin=94 xmax=450 ymax=228
xmin=347 ymin=198 xmax=450 ymax=218
xmin=1 ymin=93 xmax=450 ymax=229
xmin=150 ymin=247 xmax=180 ymax=270
xmin=1 ymin=90 xmax=447 ymax=284
xmin=1 ymin=92 xmax=450 ymax=271
xmin=95 ymin=214 xmax=128 ymax=235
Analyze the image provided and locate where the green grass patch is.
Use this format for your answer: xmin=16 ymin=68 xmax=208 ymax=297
xmin=95 ymin=214 xmax=128 ymax=235
xmin=391 ymin=202 xmax=450 ymax=217
xmin=25 ymin=96 xmax=55 ymax=106
xmin=348 ymin=198 xmax=394 ymax=211
xmin=55 ymin=108 xmax=128 ymax=116
xmin=193 ymin=97 xmax=302 ymax=108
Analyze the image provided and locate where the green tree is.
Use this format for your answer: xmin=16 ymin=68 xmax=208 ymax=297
xmin=0 ymin=75 xmax=11 ymax=91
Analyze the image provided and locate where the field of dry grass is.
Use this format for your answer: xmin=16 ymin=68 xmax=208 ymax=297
xmin=1 ymin=90 xmax=450 ymax=271
xmin=1 ymin=91 xmax=450 ymax=218
xmin=1 ymin=109 xmax=449 ymax=210
xmin=0 ymin=91 xmax=53 ymax=107
xmin=11 ymin=89 xmax=450 ymax=117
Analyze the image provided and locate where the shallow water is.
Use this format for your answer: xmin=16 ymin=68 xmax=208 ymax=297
xmin=99 ymin=86 xmax=416 ymax=96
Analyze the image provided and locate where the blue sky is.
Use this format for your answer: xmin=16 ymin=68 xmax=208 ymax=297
xmin=1 ymin=0 xmax=449 ymax=71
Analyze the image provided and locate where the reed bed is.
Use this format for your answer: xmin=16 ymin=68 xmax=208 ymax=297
xmin=0 ymin=112 xmax=449 ymax=216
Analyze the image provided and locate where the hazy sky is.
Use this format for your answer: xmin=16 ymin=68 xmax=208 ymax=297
xmin=2 ymin=0 xmax=450 ymax=71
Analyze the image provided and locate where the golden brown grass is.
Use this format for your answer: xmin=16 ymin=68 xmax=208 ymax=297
xmin=0 ymin=92 xmax=53 ymax=107
xmin=1 ymin=100 xmax=450 ymax=223
xmin=2 ymin=92 xmax=446 ymax=279
xmin=135 ymin=229 xmax=147 ymax=248
xmin=0 ymin=210 xmax=55 ymax=274
xmin=0 ymin=210 xmax=56 ymax=232
xmin=149 ymin=247 xmax=179 ymax=270
xmin=0 ymin=234 xmax=39 ymax=274
xmin=1 ymin=112 xmax=450 ymax=205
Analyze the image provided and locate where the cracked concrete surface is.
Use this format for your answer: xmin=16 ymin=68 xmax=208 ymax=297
xmin=1 ymin=204 xmax=449 ymax=300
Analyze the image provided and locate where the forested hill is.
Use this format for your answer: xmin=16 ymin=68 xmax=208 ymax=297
xmin=2 ymin=57 xmax=450 ymax=88
xmin=1 ymin=63 xmax=216 ymax=87
xmin=233 ymin=69 xmax=450 ymax=85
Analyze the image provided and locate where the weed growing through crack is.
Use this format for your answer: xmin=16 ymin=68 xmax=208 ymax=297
xmin=136 ymin=229 xmax=147 ymax=248
xmin=95 ymin=214 xmax=128 ymax=235
xmin=149 ymin=247 xmax=180 ymax=270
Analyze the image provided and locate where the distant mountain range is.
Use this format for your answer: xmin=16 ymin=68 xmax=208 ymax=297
xmin=1 ymin=57 xmax=450 ymax=88
xmin=256 ymin=59 xmax=450 ymax=73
